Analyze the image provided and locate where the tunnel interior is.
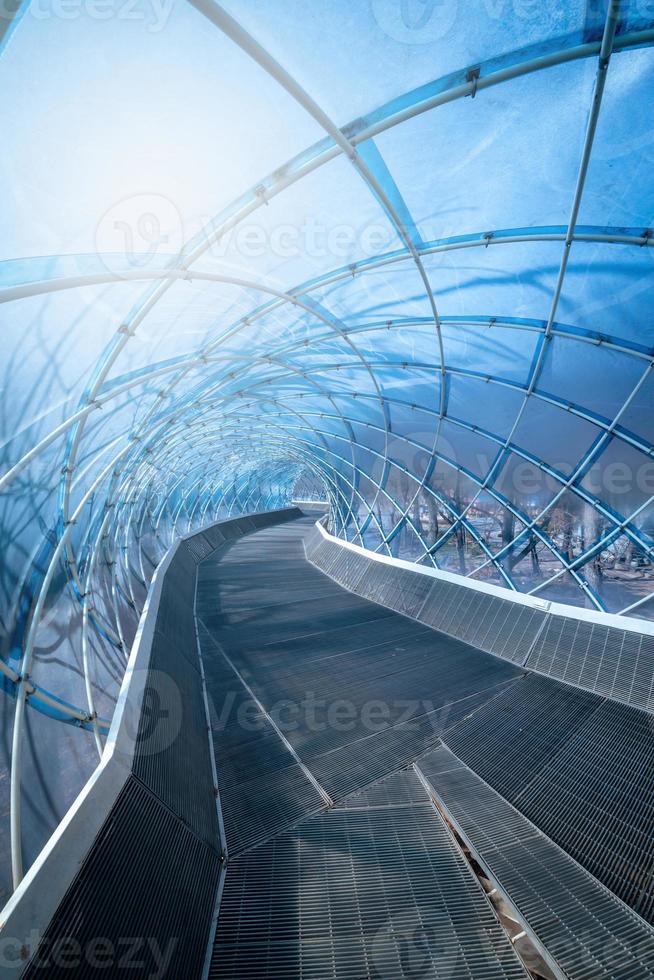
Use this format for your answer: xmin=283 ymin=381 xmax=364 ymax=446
xmin=0 ymin=1 xmax=653 ymax=976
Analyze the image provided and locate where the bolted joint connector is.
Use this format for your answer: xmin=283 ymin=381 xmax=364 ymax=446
xmin=466 ymin=65 xmax=480 ymax=98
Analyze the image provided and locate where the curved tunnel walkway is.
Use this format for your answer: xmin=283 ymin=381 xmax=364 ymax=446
xmin=195 ymin=514 xmax=654 ymax=979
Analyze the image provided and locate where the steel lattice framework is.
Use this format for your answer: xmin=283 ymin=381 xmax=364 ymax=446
xmin=0 ymin=0 xmax=653 ymax=891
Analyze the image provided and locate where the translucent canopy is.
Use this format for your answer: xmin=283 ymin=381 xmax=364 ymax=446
xmin=0 ymin=0 xmax=653 ymax=757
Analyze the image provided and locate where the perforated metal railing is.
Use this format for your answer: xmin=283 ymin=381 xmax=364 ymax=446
xmin=306 ymin=518 xmax=654 ymax=712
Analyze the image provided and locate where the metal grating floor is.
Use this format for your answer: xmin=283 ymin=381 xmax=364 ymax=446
xmin=197 ymin=518 xmax=523 ymax=809
xmin=197 ymin=515 xmax=654 ymax=979
xmin=211 ymin=770 xmax=528 ymax=980
xmin=196 ymin=619 xmax=326 ymax=855
xmin=439 ymin=673 xmax=654 ymax=924
xmin=416 ymin=746 xmax=654 ymax=980
xmin=442 ymin=672 xmax=603 ymax=803
xmin=514 ymin=698 xmax=654 ymax=924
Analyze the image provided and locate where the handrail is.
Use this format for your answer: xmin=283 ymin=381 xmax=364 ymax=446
xmin=0 ymin=507 xmax=301 ymax=967
xmin=311 ymin=518 xmax=654 ymax=638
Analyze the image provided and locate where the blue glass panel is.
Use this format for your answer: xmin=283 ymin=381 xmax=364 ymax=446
xmin=219 ymin=0 xmax=587 ymax=123
xmin=558 ymin=242 xmax=654 ymax=348
xmin=535 ymin=335 xmax=646 ymax=421
xmin=376 ymin=58 xmax=595 ymax=241
xmin=0 ymin=3 xmax=323 ymax=259
xmin=581 ymin=46 xmax=654 ymax=229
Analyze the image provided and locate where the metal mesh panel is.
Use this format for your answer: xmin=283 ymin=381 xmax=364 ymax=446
xmin=526 ymin=616 xmax=654 ymax=711
xmin=23 ymin=776 xmax=222 ymax=980
xmin=132 ymin=624 xmax=220 ymax=847
xmin=337 ymin=769 xmax=431 ymax=808
xmin=515 ymin=699 xmax=654 ymax=923
xmin=308 ymin=535 xmax=545 ymax=666
xmin=442 ymin=673 xmax=602 ymax=802
xmin=185 ymin=531 xmax=216 ymax=562
xmin=417 ymin=746 xmax=654 ymax=980
xmin=211 ymin=788 xmax=528 ymax=979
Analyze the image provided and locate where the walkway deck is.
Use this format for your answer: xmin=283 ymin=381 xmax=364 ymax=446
xmin=14 ymin=511 xmax=654 ymax=980
xmin=196 ymin=516 xmax=521 ymax=850
xmin=197 ymin=514 xmax=654 ymax=980
xmin=196 ymin=516 xmax=530 ymax=979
